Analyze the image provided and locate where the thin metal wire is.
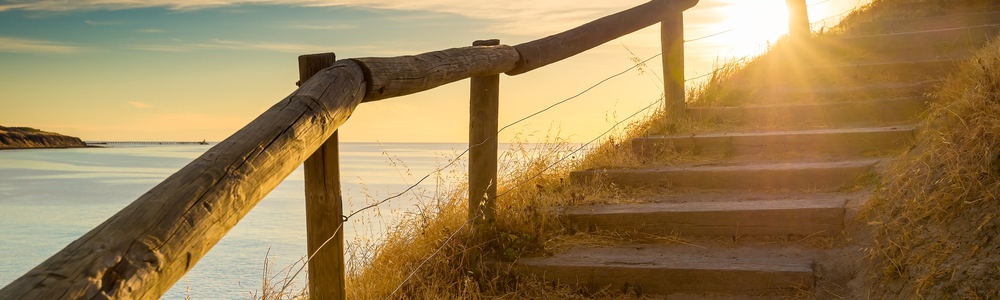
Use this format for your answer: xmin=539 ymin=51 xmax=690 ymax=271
xmin=280 ymin=222 xmax=346 ymax=292
xmin=383 ymin=94 xmax=663 ymax=298
xmin=497 ymin=53 xmax=663 ymax=134
xmin=346 ymin=52 xmax=666 ymax=221
xmin=498 ymin=96 xmax=664 ymax=197
xmin=685 ymin=28 xmax=737 ymax=43
xmin=347 ymin=21 xmax=784 ymax=219
xmin=384 ymin=211 xmax=481 ymax=300
xmin=345 ymin=147 xmax=471 ymax=221
xmin=686 ymin=71 xmax=715 ymax=82
xmin=807 ymin=0 xmax=836 ymax=6
xmin=812 ymin=7 xmax=854 ymax=24
xmin=354 ymin=23 xmax=773 ymax=299
xmin=347 ymin=43 xmax=748 ymax=220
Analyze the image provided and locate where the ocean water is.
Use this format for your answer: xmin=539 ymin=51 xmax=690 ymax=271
xmin=0 ymin=142 xmax=469 ymax=299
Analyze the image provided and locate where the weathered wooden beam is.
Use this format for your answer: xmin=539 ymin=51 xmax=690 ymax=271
xmin=352 ymin=45 xmax=519 ymax=102
xmin=0 ymin=60 xmax=367 ymax=300
xmin=469 ymin=39 xmax=500 ymax=225
xmin=662 ymin=13 xmax=685 ymax=121
xmin=304 ymin=134 xmax=346 ymax=300
xmin=299 ymin=53 xmax=347 ymax=300
xmin=786 ymin=0 xmax=810 ymax=41
xmin=506 ymin=0 xmax=699 ymax=75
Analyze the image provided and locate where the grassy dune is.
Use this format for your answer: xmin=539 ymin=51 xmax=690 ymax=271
xmin=251 ymin=0 xmax=1000 ymax=298
xmin=862 ymin=35 xmax=1000 ymax=300
xmin=0 ymin=126 xmax=87 ymax=149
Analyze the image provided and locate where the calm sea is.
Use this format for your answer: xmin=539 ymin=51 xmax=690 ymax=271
xmin=0 ymin=142 xmax=470 ymax=299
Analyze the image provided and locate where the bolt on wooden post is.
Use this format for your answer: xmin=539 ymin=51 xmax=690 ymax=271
xmin=661 ymin=13 xmax=685 ymax=121
xmin=786 ymin=0 xmax=811 ymax=42
xmin=469 ymin=39 xmax=501 ymax=225
xmin=299 ymin=52 xmax=347 ymax=300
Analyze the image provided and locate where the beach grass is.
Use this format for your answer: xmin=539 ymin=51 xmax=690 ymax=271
xmin=247 ymin=0 xmax=1000 ymax=298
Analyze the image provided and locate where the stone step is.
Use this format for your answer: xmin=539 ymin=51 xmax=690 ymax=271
xmin=570 ymin=158 xmax=880 ymax=190
xmin=688 ymin=96 xmax=928 ymax=126
xmin=854 ymin=4 xmax=1000 ymax=30
xmin=632 ymin=125 xmax=914 ymax=157
xmin=564 ymin=196 xmax=845 ymax=236
xmin=849 ymin=10 xmax=1000 ymax=35
xmin=771 ymin=78 xmax=934 ymax=95
xmin=817 ymin=24 xmax=1000 ymax=57
xmin=806 ymin=58 xmax=965 ymax=82
xmin=513 ymin=244 xmax=814 ymax=295
xmin=763 ymin=80 xmax=935 ymax=103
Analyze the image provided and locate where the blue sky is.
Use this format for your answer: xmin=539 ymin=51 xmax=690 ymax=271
xmin=0 ymin=0 xmax=863 ymax=142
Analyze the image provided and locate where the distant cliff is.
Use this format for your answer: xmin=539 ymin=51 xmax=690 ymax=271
xmin=0 ymin=126 xmax=88 ymax=149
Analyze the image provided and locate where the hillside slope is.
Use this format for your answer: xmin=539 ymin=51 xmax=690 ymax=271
xmin=862 ymin=38 xmax=1000 ymax=300
xmin=0 ymin=126 xmax=88 ymax=149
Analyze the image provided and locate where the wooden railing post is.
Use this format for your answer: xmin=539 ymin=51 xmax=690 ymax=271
xmin=786 ymin=0 xmax=811 ymax=41
xmin=469 ymin=39 xmax=500 ymax=225
xmin=299 ymin=52 xmax=347 ymax=300
xmin=661 ymin=13 xmax=685 ymax=121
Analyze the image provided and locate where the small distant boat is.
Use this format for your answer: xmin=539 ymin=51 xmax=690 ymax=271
xmin=199 ymin=139 xmax=209 ymax=145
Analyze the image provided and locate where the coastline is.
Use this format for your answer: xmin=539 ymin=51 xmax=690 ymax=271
xmin=0 ymin=145 xmax=102 ymax=150
xmin=0 ymin=126 xmax=89 ymax=150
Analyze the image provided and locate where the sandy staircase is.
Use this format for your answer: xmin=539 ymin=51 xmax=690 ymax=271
xmin=512 ymin=6 xmax=1000 ymax=298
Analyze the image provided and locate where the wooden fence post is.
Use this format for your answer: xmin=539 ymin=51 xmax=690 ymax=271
xmin=661 ymin=13 xmax=685 ymax=121
xmin=469 ymin=39 xmax=500 ymax=225
xmin=300 ymin=52 xmax=346 ymax=300
xmin=786 ymin=0 xmax=810 ymax=41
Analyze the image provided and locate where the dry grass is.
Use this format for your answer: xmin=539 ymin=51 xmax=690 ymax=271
xmin=337 ymin=124 xmax=672 ymax=299
xmin=246 ymin=249 xmax=309 ymax=300
xmin=242 ymin=0 xmax=1000 ymax=299
xmin=829 ymin=0 xmax=1000 ymax=36
xmin=860 ymin=35 xmax=1000 ymax=300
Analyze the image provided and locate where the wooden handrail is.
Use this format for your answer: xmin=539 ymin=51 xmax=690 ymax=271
xmin=787 ymin=0 xmax=810 ymax=41
xmin=469 ymin=39 xmax=502 ymax=225
xmin=662 ymin=12 xmax=686 ymax=120
xmin=352 ymin=0 xmax=700 ymax=102
xmin=0 ymin=1 xmax=700 ymax=299
xmin=353 ymin=45 xmax=519 ymax=102
xmin=300 ymin=53 xmax=347 ymax=300
xmin=0 ymin=60 xmax=367 ymax=300
xmin=507 ymin=0 xmax=699 ymax=75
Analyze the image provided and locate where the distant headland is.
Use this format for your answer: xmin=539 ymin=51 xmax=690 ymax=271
xmin=0 ymin=126 xmax=89 ymax=150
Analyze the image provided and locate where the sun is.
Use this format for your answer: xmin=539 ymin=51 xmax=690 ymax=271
xmin=710 ymin=0 xmax=796 ymax=57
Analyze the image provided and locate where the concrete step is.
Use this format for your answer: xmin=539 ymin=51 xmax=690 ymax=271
xmin=806 ymin=58 xmax=965 ymax=82
xmin=817 ymin=25 xmax=1000 ymax=57
xmin=849 ymin=10 xmax=1000 ymax=35
xmin=632 ymin=125 xmax=914 ymax=157
xmin=688 ymin=96 xmax=928 ymax=127
xmin=854 ymin=4 xmax=1000 ymax=30
xmin=570 ymin=158 xmax=880 ymax=190
xmin=760 ymin=79 xmax=935 ymax=104
xmin=513 ymin=244 xmax=814 ymax=295
xmin=563 ymin=195 xmax=846 ymax=236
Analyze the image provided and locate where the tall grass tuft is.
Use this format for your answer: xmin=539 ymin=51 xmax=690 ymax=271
xmin=336 ymin=120 xmax=673 ymax=299
xmin=241 ymin=0 xmax=1000 ymax=298
xmin=861 ymin=37 xmax=1000 ymax=299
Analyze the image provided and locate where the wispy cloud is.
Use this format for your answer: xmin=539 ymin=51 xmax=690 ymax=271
xmin=130 ymin=38 xmax=333 ymax=53
xmin=84 ymin=20 xmax=124 ymax=26
xmin=0 ymin=3 xmax=30 ymax=11
xmin=128 ymin=44 xmax=188 ymax=52
xmin=137 ymin=29 xmax=165 ymax=33
xmin=288 ymin=24 xmax=358 ymax=30
xmin=127 ymin=101 xmax=153 ymax=108
xmin=0 ymin=0 xmax=651 ymax=35
xmin=202 ymin=38 xmax=331 ymax=52
xmin=0 ymin=36 xmax=82 ymax=53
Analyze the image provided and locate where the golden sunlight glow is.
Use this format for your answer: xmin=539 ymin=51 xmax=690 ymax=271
xmin=680 ymin=0 xmax=849 ymax=78
xmin=712 ymin=0 xmax=792 ymax=58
